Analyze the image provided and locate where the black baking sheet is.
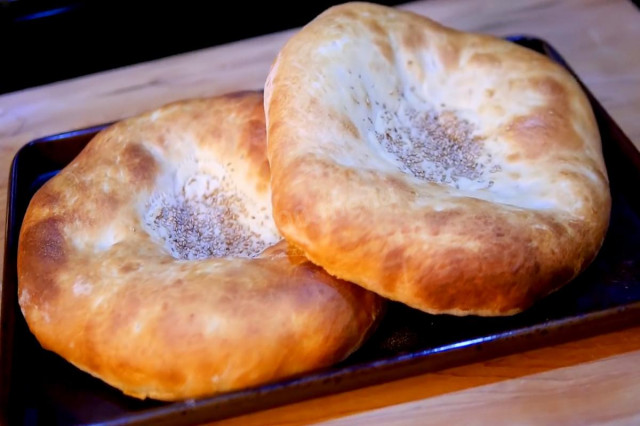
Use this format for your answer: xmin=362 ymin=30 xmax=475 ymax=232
xmin=2 ymin=37 xmax=640 ymax=426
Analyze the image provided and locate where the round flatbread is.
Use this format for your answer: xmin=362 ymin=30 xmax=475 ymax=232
xmin=264 ymin=3 xmax=611 ymax=316
xmin=18 ymin=92 xmax=384 ymax=400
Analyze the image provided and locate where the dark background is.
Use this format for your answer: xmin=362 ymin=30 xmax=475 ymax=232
xmin=0 ymin=0 xmax=406 ymax=95
xmin=2 ymin=0 xmax=638 ymax=95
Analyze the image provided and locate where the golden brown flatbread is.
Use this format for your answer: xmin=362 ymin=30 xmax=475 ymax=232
xmin=264 ymin=3 xmax=611 ymax=316
xmin=18 ymin=91 xmax=384 ymax=400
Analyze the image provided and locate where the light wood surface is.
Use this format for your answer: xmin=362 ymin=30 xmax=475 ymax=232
xmin=1 ymin=0 xmax=639 ymax=424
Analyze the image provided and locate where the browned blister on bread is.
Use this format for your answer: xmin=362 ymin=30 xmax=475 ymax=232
xmin=18 ymin=92 xmax=384 ymax=401
xmin=265 ymin=2 xmax=611 ymax=316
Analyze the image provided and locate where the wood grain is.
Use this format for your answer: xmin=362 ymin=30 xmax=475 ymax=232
xmin=1 ymin=0 xmax=639 ymax=425
xmin=210 ymin=325 xmax=640 ymax=425
xmin=324 ymin=349 xmax=640 ymax=426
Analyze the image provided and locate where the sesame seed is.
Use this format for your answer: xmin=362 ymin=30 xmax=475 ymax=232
xmin=144 ymin=177 xmax=269 ymax=260
xmin=374 ymin=107 xmax=498 ymax=187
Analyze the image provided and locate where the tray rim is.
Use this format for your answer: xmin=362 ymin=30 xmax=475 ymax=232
xmin=2 ymin=35 xmax=640 ymax=425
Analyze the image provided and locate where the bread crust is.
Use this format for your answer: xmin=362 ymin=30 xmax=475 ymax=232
xmin=17 ymin=91 xmax=384 ymax=400
xmin=265 ymin=3 xmax=611 ymax=316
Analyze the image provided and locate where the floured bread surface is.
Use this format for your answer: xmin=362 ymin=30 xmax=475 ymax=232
xmin=144 ymin=172 xmax=274 ymax=260
xmin=17 ymin=92 xmax=384 ymax=401
xmin=265 ymin=3 xmax=611 ymax=316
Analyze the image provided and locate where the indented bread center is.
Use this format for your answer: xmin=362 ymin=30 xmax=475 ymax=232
xmin=144 ymin=174 xmax=272 ymax=260
xmin=374 ymin=107 xmax=499 ymax=188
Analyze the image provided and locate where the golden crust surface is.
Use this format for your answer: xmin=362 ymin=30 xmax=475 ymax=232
xmin=265 ymin=3 xmax=611 ymax=316
xmin=17 ymin=91 xmax=384 ymax=401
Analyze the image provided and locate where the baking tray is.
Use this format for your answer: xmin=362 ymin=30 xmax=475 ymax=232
xmin=2 ymin=37 xmax=640 ymax=426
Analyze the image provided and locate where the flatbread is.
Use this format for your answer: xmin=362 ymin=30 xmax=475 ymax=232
xmin=18 ymin=92 xmax=384 ymax=400
xmin=264 ymin=3 xmax=611 ymax=316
